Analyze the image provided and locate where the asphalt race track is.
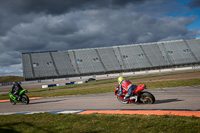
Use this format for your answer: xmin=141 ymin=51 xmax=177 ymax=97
xmin=0 ymin=85 xmax=200 ymax=115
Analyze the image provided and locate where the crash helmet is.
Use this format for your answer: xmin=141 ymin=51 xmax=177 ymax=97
xmin=118 ymin=76 xmax=124 ymax=84
xmin=13 ymin=81 xmax=18 ymax=85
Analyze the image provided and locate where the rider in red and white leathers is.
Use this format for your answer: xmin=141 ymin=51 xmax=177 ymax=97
xmin=117 ymin=76 xmax=137 ymax=101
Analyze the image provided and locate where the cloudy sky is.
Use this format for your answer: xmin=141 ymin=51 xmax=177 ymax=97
xmin=0 ymin=0 xmax=200 ymax=76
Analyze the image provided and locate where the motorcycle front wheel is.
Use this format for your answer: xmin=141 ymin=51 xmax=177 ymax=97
xmin=140 ymin=92 xmax=155 ymax=104
xmin=21 ymin=94 xmax=29 ymax=104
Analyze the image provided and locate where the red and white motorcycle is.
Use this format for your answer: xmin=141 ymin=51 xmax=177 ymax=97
xmin=114 ymin=84 xmax=155 ymax=104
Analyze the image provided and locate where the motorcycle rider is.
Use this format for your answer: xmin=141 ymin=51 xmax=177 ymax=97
xmin=11 ymin=82 xmax=23 ymax=101
xmin=117 ymin=76 xmax=137 ymax=102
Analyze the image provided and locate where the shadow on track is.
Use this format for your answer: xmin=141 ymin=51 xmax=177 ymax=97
xmin=155 ymin=98 xmax=183 ymax=104
xmin=29 ymin=99 xmax=66 ymax=105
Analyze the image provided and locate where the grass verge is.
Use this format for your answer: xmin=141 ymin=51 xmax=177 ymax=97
xmin=0 ymin=113 xmax=200 ymax=133
xmin=0 ymin=76 xmax=24 ymax=83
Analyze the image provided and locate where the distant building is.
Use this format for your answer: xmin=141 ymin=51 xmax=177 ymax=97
xmin=22 ymin=38 xmax=200 ymax=80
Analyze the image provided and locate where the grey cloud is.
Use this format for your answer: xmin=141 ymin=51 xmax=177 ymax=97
xmin=111 ymin=0 xmax=146 ymax=6
xmin=2 ymin=9 xmax=199 ymax=53
xmin=0 ymin=0 xmax=146 ymax=15
xmin=44 ymin=15 xmax=79 ymax=35
xmin=0 ymin=10 xmax=38 ymax=36
xmin=0 ymin=52 xmax=21 ymax=67
xmin=188 ymin=0 xmax=200 ymax=9
xmin=4 ymin=22 xmax=48 ymax=52
xmin=0 ymin=0 xmax=145 ymax=36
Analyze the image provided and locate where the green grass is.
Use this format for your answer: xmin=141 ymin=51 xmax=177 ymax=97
xmin=0 ymin=76 xmax=24 ymax=83
xmin=0 ymin=113 xmax=199 ymax=133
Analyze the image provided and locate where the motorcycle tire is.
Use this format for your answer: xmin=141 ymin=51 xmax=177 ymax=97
xmin=140 ymin=92 xmax=155 ymax=104
xmin=10 ymin=98 xmax=16 ymax=105
xmin=21 ymin=94 xmax=29 ymax=105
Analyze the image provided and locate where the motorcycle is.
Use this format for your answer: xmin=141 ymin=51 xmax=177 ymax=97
xmin=114 ymin=84 xmax=155 ymax=104
xmin=8 ymin=89 xmax=29 ymax=105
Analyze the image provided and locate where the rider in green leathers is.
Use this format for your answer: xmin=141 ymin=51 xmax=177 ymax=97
xmin=11 ymin=82 xmax=23 ymax=101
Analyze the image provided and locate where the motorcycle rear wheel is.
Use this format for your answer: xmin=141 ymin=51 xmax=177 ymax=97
xmin=21 ymin=94 xmax=29 ymax=104
xmin=140 ymin=92 xmax=155 ymax=104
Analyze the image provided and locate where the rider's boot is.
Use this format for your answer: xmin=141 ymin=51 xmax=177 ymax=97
xmin=135 ymin=96 xmax=138 ymax=102
xmin=123 ymin=97 xmax=127 ymax=102
xmin=131 ymin=95 xmax=138 ymax=102
xmin=17 ymin=95 xmax=22 ymax=101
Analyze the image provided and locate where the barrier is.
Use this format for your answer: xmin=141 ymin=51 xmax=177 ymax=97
xmin=42 ymin=81 xmax=76 ymax=88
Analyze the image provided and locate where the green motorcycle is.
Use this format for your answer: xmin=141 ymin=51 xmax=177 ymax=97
xmin=9 ymin=89 xmax=29 ymax=105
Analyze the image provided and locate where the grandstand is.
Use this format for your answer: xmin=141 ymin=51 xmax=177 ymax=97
xmin=22 ymin=38 xmax=200 ymax=80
